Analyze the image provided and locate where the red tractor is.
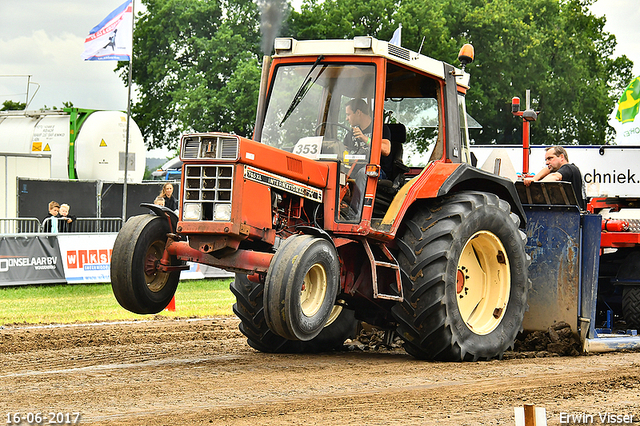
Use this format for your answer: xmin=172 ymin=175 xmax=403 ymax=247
xmin=111 ymin=37 xmax=530 ymax=361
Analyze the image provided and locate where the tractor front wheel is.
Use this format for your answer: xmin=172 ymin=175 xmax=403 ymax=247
xmin=231 ymin=274 xmax=357 ymax=353
xmin=264 ymin=235 xmax=340 ymax=341
xmin=110 ymin=214 xmax=181 ymax=314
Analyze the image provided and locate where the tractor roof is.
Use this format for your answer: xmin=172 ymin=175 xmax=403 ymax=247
xmin=273 ymin=36 xmax=471 ymax=89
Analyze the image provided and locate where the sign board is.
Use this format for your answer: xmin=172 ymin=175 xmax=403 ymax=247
xmin=0 ymin=235 xmax=66 ymax=286
xmin=57 ymin=234 xmax=227 ymax=283
xmin=57 ymin=234 xmax=116 ymax=283
xmin=0 ymin=233 xmax=232 ymax=286
xmin=470 ymin=145 xmax=640 ymax=198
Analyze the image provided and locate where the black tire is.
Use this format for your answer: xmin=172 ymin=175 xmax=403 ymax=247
xmin=392 ymin=191 xmax=530 ymax=361
xmin=110 ymin=214 xmax=181 ymax=314
xmin=622 ymin=286 xmax=640 ymax=329
xmin=264 ymin=235 xmax=341 ymax=341
xmin=231 ymin=274 xmax=357 ymax=353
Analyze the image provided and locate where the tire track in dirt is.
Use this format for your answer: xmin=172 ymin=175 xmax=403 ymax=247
xmin=1 ymin=318 xmax=639 ymax=425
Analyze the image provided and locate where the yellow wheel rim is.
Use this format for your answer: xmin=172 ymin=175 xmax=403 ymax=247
xmin=324 ymin=304 xmax=343 ymax=327
xmin=456 ymin=231 xmax=510 ymax=335
xmin=300 ymin=264 xmax=328 ymax=317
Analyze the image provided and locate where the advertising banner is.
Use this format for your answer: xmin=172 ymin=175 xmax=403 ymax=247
xmin=57 ymin=234 xmax=116 ymax=284
xmin=0 ymin=234 xmax=231 ymax=286
xmin=613 ymin=75 xmax=640 ymax=146
xmin=0 ymin=236 xmax=66 ymax=286
xmin=57 ymin=234 xmax=221 ymax=283
xmin=470 ymin=145 xmax=640 ymax=198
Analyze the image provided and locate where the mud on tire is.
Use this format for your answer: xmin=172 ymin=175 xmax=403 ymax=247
xmin=391 ymin=191 xmax=530 ymax=361
xmin=231 ymin=274 xmax=357 ymax=353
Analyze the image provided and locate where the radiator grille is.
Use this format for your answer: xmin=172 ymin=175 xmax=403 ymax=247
xmin=184 ymin=165 xmax=234 ymax=220
xmin=286 ymin=156 xmax=303 ymax=174
xmin=181 ymin=135 xmax=239 ymax=160
xmin=182 ymin=139 xmax=200 ymax=158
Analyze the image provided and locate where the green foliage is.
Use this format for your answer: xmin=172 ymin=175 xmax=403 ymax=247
xmin=0 ymin=279 xmax=235 ymax=325
xmin=288 ymin=0 xmax=633 ymax=146
xmin=288 ymin=0 xmax=397 ymax=40
xmin=126 ymin=0 xmax=633 ymax=149
xmin=122 ymin=0 xmax=264 ymax=150
xmin=143 ymin=165 xmax=154 ymax=180
xmin=1 ymin=100 xmax=26 ymax=111
xmin=460 ymin=0 xmax=633 ymax=145
xmin=39 ymin=103 xmax=74 ymax=111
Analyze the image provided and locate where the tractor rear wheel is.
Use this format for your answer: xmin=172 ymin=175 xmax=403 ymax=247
xmin=264 ymin=234 xmax=341 ymax=341
xmin=110 ymin=214 xmax=181 ymax=314
xmin=231 ymin=274 xmax=357 ymax=353
xmin=622 ymin=286 xmax=640 ymax=329
xmin=392 ymin=191 xmax=529 ymax=361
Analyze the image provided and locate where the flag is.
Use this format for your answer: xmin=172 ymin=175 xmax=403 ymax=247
xmin=616 ymin=75 xmax=640 ymax=124
xmin=389 ymin=24 xmax=402 ymax=47
xmin=81 ymin=0 xmax=133 ymax=61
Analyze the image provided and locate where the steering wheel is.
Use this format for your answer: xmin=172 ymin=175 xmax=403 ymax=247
xmin=315 ymin=122 xmax=351 ymax=136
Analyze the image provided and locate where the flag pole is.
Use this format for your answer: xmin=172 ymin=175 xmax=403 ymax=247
xmin=122 ymin=0 xmax=135 ymax=224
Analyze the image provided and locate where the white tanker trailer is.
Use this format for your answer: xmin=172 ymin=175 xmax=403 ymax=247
xmin=0 ymin=108 xmax=145 ymax=182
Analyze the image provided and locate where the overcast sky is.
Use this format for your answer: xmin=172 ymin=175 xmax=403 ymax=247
xmin=1 ymin=0 xmax=638 ymax=126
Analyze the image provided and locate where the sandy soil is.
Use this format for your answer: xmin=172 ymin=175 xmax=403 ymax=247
xmin=1 ymin=317 xmax=639 ymax=426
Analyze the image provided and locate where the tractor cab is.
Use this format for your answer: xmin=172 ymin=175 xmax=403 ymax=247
xmin=254 ymin=37 xmax=476 ymax=229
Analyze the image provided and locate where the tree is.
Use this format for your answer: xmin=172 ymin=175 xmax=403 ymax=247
xmin=287 ymin=0 xmax=397 ymax=41
xmin=460 ymin=0 xmax=633 ymax=145
xmin=1 ymin=100 xmax=26 ymax=111
xmin=121 ymin=0 xmax=265 ymax=150
xmin=39 ymin=101 xmax=74 ymax=111
xmin=287 ymin=0 xmax=633 ymax=146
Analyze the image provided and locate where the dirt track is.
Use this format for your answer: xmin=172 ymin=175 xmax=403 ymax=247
xmin=1 ymin=317 xmax=639 ymax=425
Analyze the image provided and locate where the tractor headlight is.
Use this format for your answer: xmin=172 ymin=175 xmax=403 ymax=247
xmin=274 ymin=37 xmax=293 ymax=52
xmin=213 ymin=203 xmax=232 ymax=221
xmin=183 ymin=203 xmax=202 ymax=221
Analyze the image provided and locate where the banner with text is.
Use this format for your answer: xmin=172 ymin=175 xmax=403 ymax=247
xmin=57 ymin=234 xmax=217 ymax=283
xmin=57 ymin=234 xmax=117 ymax=283
xmin=0 ymin=236 xmax=66 ymax=286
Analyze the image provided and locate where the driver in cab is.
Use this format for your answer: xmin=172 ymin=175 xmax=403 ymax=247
xmin=344 ymin=98 xmax=391 ymax=174
xmin=341 ymin=98 xmax=392 ymax=219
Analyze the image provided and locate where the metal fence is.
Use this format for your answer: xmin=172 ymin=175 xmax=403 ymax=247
xmin=0 ymin=218 xmax=42 ymax=234
xmin=74 ymin=218 xmax=123 ymax=233
xmin=1 ymin=217 xmax=123 ymax=234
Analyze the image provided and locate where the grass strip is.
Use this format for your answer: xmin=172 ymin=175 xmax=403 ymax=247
xmin=0 ymin=278 xmax=235 ymax=325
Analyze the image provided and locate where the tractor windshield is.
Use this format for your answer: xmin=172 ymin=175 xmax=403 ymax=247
xmin=260 ymin=63 xmax=377 ymax=163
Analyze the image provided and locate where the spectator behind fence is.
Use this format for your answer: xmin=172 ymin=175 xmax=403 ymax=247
xmin=150 ymin=196 xmax=165 ymax=214
xmin=43 ymin=201 xmax=60 ymax=233
xmin=58 ymin=203 xmax=76 ymax=233
xmin=159 ymin=182 xmax=178 ymax=212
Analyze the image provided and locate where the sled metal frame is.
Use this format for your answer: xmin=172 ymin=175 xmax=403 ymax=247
xmin=516 ymin=181 xmax=640 ymax=353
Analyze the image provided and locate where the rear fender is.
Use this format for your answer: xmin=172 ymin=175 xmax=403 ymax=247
xmin=381 ymin=162 xmax=526 ymax=231
xmin=436 ymin=163 xmax=526 ymax=226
